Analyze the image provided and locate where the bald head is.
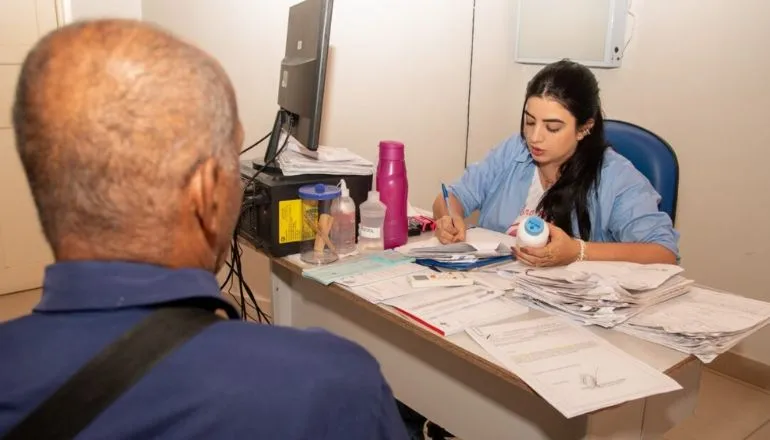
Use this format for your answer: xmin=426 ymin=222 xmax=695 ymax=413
xmin=13 ymin=19 xmax=243 ymax=267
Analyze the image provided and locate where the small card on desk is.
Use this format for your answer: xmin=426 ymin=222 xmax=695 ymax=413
xmin=407 ymin=272 xmax=475 ymax=288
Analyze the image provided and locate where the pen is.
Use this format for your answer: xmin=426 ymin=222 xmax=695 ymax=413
xmin=441 ymin=183 xmax=454 ymax=227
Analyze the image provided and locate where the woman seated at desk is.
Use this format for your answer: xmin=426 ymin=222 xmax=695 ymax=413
xmin=400 ymin=59 xmax=682 ymax=440
xmin=433 ymin=59 xmax=679 ymax=267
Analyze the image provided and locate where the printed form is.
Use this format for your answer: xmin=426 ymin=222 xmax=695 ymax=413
xmin=338 ymin=262 xmax=522 ymax=304
xmin=338 ymin=263 xmax=434 ymax=303
xmin=467 ymin=316 xmax=682 ymax=418
xmin=383 ymin=286 xmax=528 ymax=336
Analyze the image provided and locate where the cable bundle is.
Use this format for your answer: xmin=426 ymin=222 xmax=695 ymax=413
xmin=219 ymin=110 xmax=295 ymax=324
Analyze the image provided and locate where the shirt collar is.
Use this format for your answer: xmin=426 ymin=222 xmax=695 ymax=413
xmin=513 ymin=135 xmax=534 ymax=163
xmin=35 ymin=261 xmax=239 ymax=318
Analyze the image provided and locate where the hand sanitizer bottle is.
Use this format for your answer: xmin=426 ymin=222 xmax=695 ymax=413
xmin=358 ymin=190 xmax=387 ymax=253
xmin=331 ymin=179 xmax=357 ymax=255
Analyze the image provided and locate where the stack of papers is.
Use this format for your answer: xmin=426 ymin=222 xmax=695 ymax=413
xmin=396 ymin=228 xmax=516 ymax=269
xmin=616 ymin=286 xmax=770 ymax=363
xmin=467 ymin=316 xmax=682 ymax=418
xmin=514 ymin=261 xmax=694 ymax=327
xmin=275 ymin=134 xmax=374 ymax=176
xmin=324 ymin=255 xmax=527 ymax=335
xmin=406 ymin=242 xmax=511 ymax=261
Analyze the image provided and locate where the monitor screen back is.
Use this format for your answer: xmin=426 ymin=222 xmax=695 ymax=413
xmin=277 ymin=0 xmax=333 ymax=151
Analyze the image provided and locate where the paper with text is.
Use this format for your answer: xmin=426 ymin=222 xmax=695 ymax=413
xmin=421 ymin=296 xmax=529 ymax=335
xmin=336 ymin=263 xmax=426 ymax=288
xmin=628 ymin=286 xmax=770 ymax=333
xmin=513 ymin=260 xmax=693 ymax=327
xmin=346 ymin=267 xmax=435 ymax=303
xmin=617 ymin=286 xmax=770 ymax=362
xmin=467 ymin=316 xmax=682 ymax=418
xmin=468 ymin=271 xmax=518 ymax=291
xmin=528 ymin=262 xmax=684 ymax=291
xmin=384 ymin=285 xmax=508 ymax=335
xmin=302 ymin=251 xmax=413 ymax=285
xmin=396 ymin=228 xmax=517 ymax=259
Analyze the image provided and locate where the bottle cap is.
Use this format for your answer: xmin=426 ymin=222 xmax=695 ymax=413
xmin=517 ymin=216 xmax=549 ymax=249
xmin=298 ymin=183 xmax=341 ymax=201
xmin=378 ymin=140 xmax=405 ymax=160
xmin=524 ymin=216 xmax=545 ymax=236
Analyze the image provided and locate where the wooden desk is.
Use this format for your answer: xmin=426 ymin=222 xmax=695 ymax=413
xmin=269 ymin=256 xmax=701 ymax=440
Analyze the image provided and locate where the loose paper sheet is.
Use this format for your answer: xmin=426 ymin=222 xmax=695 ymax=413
xmin=384 ymin=286 xmax=526 ymax=335
xmin=467 ymin=316 xmax=682 ymax=418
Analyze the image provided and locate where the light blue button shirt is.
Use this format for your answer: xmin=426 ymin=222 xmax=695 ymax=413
xmin=449 ymin=134 xmax=680 ymax=258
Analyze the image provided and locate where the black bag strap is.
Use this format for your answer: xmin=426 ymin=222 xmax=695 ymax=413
xmin=2 ymin=306 xmax=222 ymax=440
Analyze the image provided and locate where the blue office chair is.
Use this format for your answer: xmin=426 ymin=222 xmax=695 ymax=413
xmin=604 ymin=119 xmax=679 ymax=224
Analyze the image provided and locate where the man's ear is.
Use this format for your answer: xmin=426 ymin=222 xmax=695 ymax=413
xmin=188 ymin=158 xmax=222 ymax=248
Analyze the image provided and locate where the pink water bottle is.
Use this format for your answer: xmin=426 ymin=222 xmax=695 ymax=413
xmin=376 ymin=140 xmax=409 ymax=249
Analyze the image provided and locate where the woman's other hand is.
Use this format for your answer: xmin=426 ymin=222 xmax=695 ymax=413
xmin=513 ymin=223 xmax=580 ymax=267
xmin=435 ymin=215 xmax=466 ymax=244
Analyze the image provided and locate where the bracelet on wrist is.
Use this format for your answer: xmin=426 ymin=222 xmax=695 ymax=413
xmin=576 ymin=239 xmax=587 ymax=262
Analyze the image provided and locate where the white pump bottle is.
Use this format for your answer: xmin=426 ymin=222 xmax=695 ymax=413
xmin=330 ymin=179 xmax=357 ymax=255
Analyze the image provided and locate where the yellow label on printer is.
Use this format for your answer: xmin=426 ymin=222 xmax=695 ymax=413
xmin=278 ymin=199 xmax=316 ymax=244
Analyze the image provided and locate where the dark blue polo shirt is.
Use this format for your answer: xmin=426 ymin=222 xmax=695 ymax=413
xmin=0 ymin=261 xmax=408 ymax=439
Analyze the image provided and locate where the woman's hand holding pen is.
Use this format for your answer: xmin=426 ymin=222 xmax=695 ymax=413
xmin=435 ymin=215 xmax=466 ymax=244
xmin=434 ymin=183 xmax=466 ymax=243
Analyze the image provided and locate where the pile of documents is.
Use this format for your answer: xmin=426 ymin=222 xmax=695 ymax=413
xmin=467 ymin=316 xmax=683 ymax=418
xmin=514 ymin=261 xmax=694 ymax=327
xmin=327 ymin=259 xmax=526 ymax=336
xmin=406 ymin=242 xmax=511 ymax=262
xmin=275 ymin=134 xmax=374 ymax=176
xmin=616 ymin=286 xmax=770 ymax=362
xmin=396 ymin=228 xmax=516 ymax=270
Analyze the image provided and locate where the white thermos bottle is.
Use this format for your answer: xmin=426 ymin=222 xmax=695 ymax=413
xmin=516 ymin=216 xmax=550 ymax=248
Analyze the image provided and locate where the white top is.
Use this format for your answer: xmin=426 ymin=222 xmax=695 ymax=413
xmin=505 ymin=171 xmax=544 ymax=237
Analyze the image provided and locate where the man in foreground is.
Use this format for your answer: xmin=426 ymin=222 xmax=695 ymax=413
xmin=0 ymin=19 xmax=407 ymax=439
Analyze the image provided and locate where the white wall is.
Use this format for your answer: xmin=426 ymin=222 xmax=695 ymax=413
xmin=64 ymin=0 xmax=142 ymax=22
xmin=142 ymin=0 xmax=473 ymax=209
xmin=469 ymin=0 xmax=770 ymax=366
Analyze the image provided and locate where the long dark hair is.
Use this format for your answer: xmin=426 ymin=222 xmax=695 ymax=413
xmin=521 ymin=60 xmax=608 ymax=240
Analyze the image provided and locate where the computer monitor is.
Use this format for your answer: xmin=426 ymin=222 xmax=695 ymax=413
xmin=257 ymin=0 xmax=334 ymax=172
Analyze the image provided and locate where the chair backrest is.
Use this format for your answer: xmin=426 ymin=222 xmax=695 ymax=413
xmin=603 ymin=119 xmax=679 ymax=223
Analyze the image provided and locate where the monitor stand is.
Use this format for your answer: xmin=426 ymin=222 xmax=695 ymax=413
xmin=252 ymin=158 xmax=283 ymax=175
xmin=254 ymin=119 xmax=292 ymax=175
